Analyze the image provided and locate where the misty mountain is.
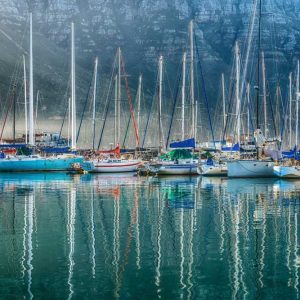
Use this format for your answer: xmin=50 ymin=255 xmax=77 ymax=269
xmin=0 ymin=0 xmax=299 ymax=140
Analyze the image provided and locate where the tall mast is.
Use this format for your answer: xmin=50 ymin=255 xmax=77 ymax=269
xmin=221 ymin=73 xmax=226 ymax=133
xmin=29 ymin=13 xmax=34 ymax=146
xmin=68 ymin=97 xmax=71 ymax=147
xmin=158 ymin=55 xmax=163 ymax=153
xmin=195 ymin=100 xmax=198 ymax=142
xmin=92 ymin=57 xmax=98 ymax=150
xmin=262 ymin=51 xmax=267 ymax=137
xmin=296 ymin=60 xmax=299 ymax=148
xmin=13 ymin=89 xmax=16 ymax=143
xmin=181 ymin=52 xmax=186 ymax=140
xmin=256 ymin=0 xmax=262 ymax=130
xmin=35 ymin=90 xmax=39 ymax=129
xmin=189 ymin=20 xmax=195 ymax=138
xmin=117 ymin=47 xmax=121 ymax=145
xmin=23 ymin=55 xmax=28 ymax=144
xmin=247 ymin=82 xmax=250 ymax=139
xmin=114 ymin=75 xmax=118 ymax=146
xmin=137 ymin=74 xmax=142 ymax=137
xmin=289 ymin=72 xmax=292 ymax=148
xmin=71 ymin=22 xmax=76 ymax=150
xmin=235 ymin=41 xmax=241 ymax=144
xmin=254 ymin=0 xmax=262 ymax=160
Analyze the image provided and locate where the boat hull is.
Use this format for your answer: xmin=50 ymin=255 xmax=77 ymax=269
xmin=198 ymin=164 xmax=228 ymax=176
xmin=227 ymin=160 xmax=274 ymax=178
xmin=0 ymin=157 xmax=84 ymax=172
xmin=273 ymin=166 xmax=300 ymax=178
xmin=90 ymin=161 xmax=141 ymax=173
xmin=157 ymin=164 xmax=198 ymax=175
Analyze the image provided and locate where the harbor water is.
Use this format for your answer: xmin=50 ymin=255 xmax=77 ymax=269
xmin=0 ymin=173 xmax=299 ymax=299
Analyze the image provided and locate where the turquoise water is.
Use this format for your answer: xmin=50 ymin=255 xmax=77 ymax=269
xmin=0 ymin=173 xmax=299 ymax=299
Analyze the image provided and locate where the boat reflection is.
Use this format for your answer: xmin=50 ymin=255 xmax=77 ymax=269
xmin=0 ymin=174 xmax=300 ymax=298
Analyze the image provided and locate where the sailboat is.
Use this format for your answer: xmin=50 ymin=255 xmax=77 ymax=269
xmin=0 ymin=17 xmax=83 ymax=172
xmin=88 ymin=48 xmax=141 ymax=173
xmin=89 ymin=144 xmax=141 ymax=173
xmin=273 ymin=61 xmax=300 ymax=178
xmin=227 ymin=1 xmax=275 ymax=178
xmin=149 ymin=23 xmax=201 ymax=176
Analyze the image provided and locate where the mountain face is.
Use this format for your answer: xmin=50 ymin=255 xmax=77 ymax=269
xmin=0 ymin=0 xmax=299 ymax=142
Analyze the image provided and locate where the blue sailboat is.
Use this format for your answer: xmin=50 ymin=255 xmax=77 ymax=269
xmin=0 ymin=16 xmax=83 ymax=172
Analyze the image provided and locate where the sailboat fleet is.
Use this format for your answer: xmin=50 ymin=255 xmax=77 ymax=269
xmin=1 ymin=3 xmax=300 ymax=178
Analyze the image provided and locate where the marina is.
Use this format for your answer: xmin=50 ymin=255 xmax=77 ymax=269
xmin=0 ymin=0 xmax=300 ymax=298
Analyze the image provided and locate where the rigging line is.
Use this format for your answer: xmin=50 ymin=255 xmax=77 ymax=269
xmin=122 ymin=74 xmax=142 ymax=148
xmin=120 ymin=53 xmax=140 ymax=147
xmin=142 ymin=70 xmax=159 ymax=148
xmin=166 ymin=64 xmax=182 ymax=148
xmin=280 ymin=90 xmax=289 ymax=150
xmin=0 ymin=92 xmax=14 ymax=141
xmin=222 ymin=82 xmax=235 ymax=141
xmin=58 ymin=101 xmax=69 ymax=143
xmin=268 ymin=84 xmax=277 ymax=138
xmin=122 ymin=89 xmax=136 ymax=148
xmin=97 ymin=54 xmax=117 ymax=149
xmin=1 ymin=58 xmax=22 ymax=137
xmin=58 ymin=75 xmax=71 ymax=142
xmin=194 ymin=34 xmax=215 ymax=146
xmin=76 ymin=70 xmax=94 ymax=143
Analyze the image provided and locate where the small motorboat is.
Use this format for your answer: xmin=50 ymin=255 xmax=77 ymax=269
xmin=273 ymin=165 xmax=300 ymax=178
xmin=153 ymin=159 xmax=198 ymax=175
xmin=197 ymin=158 xmax=227 ymax=176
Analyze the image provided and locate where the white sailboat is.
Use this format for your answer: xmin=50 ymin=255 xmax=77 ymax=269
xmin=227 ymin=2 xmax=276 ymax=178
xmin=273 ymin=61 xmax=300 ymax=179
xmin=89 ymin=48 xmax=141 ymax=173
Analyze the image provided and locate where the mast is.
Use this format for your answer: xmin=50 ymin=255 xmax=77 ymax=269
xmin=71 ymin=22 xmax=76 ymax=150
xmin=195 ymin=100 xmax=198 ymax=142
xmin=289 ymin=72 xmax=292 ymax=148
xmin=247 ymin=82 xmax=250 ymax=139
xmin=158 ymin=55 xmax=163 ymax=153
xmin=68 ymin=97 xmax=71 ymax=147
xmin=296 ymin=60 xmax=299 ymax=148
xmin=255 ymin=0 xmax=262 ymax=159
xmin=13 ymin=89 xmax=16 ymax=143
xmin=137 ymin=74 xmax=142 ymax=137
xmin=235 ymin=41 xmax=241 ymax=144
xmin=92 ymin=57 xmax=98 ymax=150
xmin=35 ymin=90 xmax=39 ymax=129
xmin=256 ymin=0 xmax=262 ymax=130
xmin=114 ymin=75 xmax=118 ymax=146
xmin=117 ymin=47 xmax=121 ymax=145
xmin=181 ymin=52 xmax=186 ymax=140
xmin=262 ymin=51 xmax=267 ymax=137
xmin=221 ymin=73 xmax=226 ymax=134
xmin=23 ymin=55 xmax=28 ymax=144
xmin=29 ymin=13 xmax=34 ymax=146
xmin=189 ymin=21 xmax=195 ymax=138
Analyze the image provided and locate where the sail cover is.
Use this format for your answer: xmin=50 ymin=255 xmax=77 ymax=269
xmin=221 ymin=143 xmax=240 ymax=152
xmin=169 ymin=138 xmax=195 ymax=149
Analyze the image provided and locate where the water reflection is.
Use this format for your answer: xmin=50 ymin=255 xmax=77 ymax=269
xmin=0 ymin=175 xmax=299 ymax=299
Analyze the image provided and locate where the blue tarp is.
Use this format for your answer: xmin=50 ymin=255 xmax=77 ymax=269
xmin=41 ymin=147 xmax=72 ymax=154
xmin=221 ymin=143 xmax=240 ymax=152
xmin=0 ymin=144 xmax=27 ymax=149
xmin=206 ymin=157 xmax=214 ymax=166
xmin=170 ymin=138 xmax=196 ymax=149
xmin=282 ymin=146 xmax=297 ymax=158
